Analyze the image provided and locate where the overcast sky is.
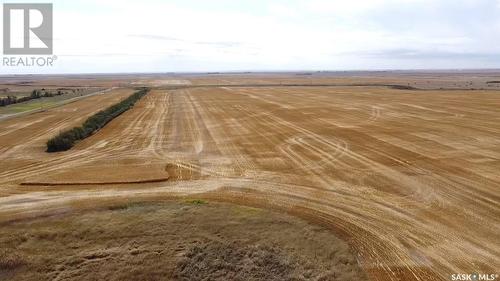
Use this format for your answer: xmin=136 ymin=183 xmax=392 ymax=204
xmin=1 ymin=0 xmax=500 ymax=74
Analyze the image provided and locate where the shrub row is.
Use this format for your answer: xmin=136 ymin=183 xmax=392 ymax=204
xmin=46 ymin=88 xmax=150 ymax=152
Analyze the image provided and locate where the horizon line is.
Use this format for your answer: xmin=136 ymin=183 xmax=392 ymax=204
xmin=2 ymin=68 xmax=500 ymax=77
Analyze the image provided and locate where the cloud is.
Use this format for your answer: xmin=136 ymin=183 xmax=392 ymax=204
xmin=129 ymin=34 xmax=244 ymax=48
xmin=358 ymin=49 xmax=500 ymax=61
xmin=194 ymin=41 xmax=243 ymax=48
xmin=128 ymin=34 xmax=184 ymax=41
xmin=1 ymin=0 xmax=499 ymax=74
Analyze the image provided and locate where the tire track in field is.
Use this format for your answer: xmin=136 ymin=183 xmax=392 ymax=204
xmin=187 ymin=87 xmax=499 ymax=281
xmin=1 ymin=85 xmax=499 ymax=281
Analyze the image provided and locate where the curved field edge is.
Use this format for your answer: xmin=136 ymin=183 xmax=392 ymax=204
xmin=0 ymin=199 xmax=368 ymax=281
xmin=0 ymin=188 xmax=441 ymax=281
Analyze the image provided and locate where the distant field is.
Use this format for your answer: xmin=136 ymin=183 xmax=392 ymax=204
xmin=0 ymin=87 xmax=101 ymax=98
xmin=3 ymin=101 xmax=57 ymax=113
xmin=0 ymin=72 xmax=499 ymax=281
xmin=0 ymin=88 xmax=106 ymax=117
xmin=0 ymin=92 xmax=30 ymax=98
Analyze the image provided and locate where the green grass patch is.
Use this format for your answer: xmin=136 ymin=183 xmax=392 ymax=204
xmin=185 ymin=199 xmax=208 ymax=205
xmin=7 ymin=101 xmax=56 ymax=113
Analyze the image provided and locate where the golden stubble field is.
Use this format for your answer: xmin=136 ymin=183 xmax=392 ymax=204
xmin=0 ymin=74 xmax=499 ymax=281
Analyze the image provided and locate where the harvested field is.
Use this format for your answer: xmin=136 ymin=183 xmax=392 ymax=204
xmin=20 ymin=163 xmax=169 ymax=186
xmin=0 ymin=73 xmax=499 ymax=281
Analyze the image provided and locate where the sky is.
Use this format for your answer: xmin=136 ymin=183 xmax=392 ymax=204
xmin=1 ymin=0 xmax=500 ymax=74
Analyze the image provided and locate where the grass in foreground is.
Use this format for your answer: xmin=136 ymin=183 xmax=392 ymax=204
xmin=0 ymin=200 xmax=367 ymax=281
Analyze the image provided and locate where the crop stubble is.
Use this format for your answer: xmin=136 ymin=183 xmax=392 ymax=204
xmin=0 ymin=84 xmax=499 ymax=281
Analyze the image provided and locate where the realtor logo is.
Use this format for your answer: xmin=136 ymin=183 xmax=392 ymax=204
xmin=3 ymin=3 xmax=53 ymax=55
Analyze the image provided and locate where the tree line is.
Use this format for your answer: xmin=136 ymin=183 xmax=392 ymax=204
xmin=46 ymin=88 xmax=150 ymax=152
xmin=0 ymin=89 xmax=76 ymax=107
